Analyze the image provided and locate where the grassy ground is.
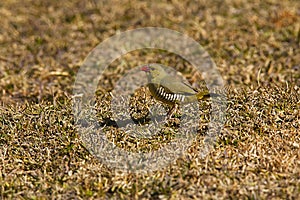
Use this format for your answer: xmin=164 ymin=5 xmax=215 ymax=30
xmin=1 ymin=0 xmax=299 ymax=199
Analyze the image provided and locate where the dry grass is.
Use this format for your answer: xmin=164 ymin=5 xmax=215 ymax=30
xmin=0 ymin=0 xmax=299 ymax=199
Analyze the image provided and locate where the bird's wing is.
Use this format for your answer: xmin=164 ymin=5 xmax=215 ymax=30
xmin=160 ymin=75 xmax=197 ymax=95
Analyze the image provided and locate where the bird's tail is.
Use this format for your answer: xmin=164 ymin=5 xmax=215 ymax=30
xmin=196 ymin=91 xmax=220 ymax=100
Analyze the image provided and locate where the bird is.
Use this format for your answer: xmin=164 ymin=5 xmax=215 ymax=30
xmin=141 ymin=64 xmax=218 ymax=117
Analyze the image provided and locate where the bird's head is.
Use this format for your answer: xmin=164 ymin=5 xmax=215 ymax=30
xmin=141 ymin=64 xmax=167 ymax=81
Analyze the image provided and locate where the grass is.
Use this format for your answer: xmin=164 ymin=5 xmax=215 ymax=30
xmin=0 ymin=0 xmax=299 ymax=199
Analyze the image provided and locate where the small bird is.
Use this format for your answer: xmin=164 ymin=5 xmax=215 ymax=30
xmin=141 ymin=64 xmax=216 ymax=117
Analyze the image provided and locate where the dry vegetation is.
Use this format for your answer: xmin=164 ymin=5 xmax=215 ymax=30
xmin=0 ymin=0 xmax=300 ymax=199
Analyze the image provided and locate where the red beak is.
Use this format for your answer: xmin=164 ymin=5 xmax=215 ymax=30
xmin=141 ymin=65 xmax=150 ymax=72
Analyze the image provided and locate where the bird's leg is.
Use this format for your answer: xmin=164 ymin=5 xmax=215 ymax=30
xmin=166 ymin=103 xmax=179 ymax=119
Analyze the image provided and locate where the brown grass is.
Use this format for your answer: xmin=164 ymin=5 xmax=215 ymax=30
xmin=0 ymin=0 xmax=299 ymax=199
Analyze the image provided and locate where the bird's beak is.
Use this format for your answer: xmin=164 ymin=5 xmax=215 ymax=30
xmin=141 ymin=65 xmax=150 ymax=72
